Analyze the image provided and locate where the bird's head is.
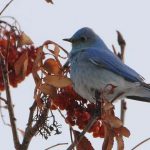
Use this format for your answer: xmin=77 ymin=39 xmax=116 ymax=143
xmin=63 ymin=27 xmax=101 ymax=50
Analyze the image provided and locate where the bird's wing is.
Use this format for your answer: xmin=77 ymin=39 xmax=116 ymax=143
xmin=84 ymin=48 xmax=143 ymax=82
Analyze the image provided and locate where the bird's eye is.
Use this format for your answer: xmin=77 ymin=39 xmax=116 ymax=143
xmin=80 ymin=36 xmax=87 ymax=42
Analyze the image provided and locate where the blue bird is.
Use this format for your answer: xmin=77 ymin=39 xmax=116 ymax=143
xmin=63 ymin=27 xmax=150 ymax=103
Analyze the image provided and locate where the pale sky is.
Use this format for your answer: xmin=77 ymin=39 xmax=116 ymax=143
xmin=1 ymin=0 xmax=150 ymax=149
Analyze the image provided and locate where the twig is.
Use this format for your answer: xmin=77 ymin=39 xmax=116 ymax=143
xmin=0 ymin=96 xmax=7 ymax=104
xmin=0 ymin=99 xmax=7 ymax=125
xmin=0 ymin=0 xmax=14 ymax=15
xmin=44 ymin=143 xmax=68 ymax=150
xmin=0 ymin=53 xmax=20 ymax=149
xmin=131 ymin=137 xmax=150 ymax=150
xmin=58 ymin=109 xmax=75 ymax=150
xmin=116 ymin=30 xmax=127 ymax=124
xmin=67 ymin=114 xmax=98 ymax=150
xmin=69 ymin=127 xmax=75 ymax=150
xmin=20 ymin=103 xmax=49 ymax=150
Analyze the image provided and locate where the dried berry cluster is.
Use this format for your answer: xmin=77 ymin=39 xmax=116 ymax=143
xmin=51 ymin=86 xmax=105 ymax=138
xmin=0 ymin=21 xmax=37 ymax=90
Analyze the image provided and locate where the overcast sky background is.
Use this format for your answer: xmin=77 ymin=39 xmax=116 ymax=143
xmin=0 ymin=0 xmax=150 ymax=149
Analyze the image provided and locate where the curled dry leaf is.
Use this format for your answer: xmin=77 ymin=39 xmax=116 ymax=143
xmin=39 ymin=83 xmax=57 ymax=98
xmin=19 ymin=32 xmax=33 ymax=46
xmin=14 ymin=51 xmax=28 ymax=79
xmin=43 ymin=58 xmax=61 ymax=74
xmin=44 ymin=75 xmax=72 ymax=88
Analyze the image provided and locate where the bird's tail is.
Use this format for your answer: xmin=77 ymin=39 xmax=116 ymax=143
xmin=126 ymin=84 xmax=150 ymax=103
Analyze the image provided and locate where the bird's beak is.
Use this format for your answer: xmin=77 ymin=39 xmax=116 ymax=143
xmin=63 ymin=38 xmax=73 ymax=43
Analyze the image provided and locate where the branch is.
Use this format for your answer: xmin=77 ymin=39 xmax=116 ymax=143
xmin=116 ymin=31 xmax=127 ymax=124
xmin=0 ymin=0 xmax=14 ymax=15
xmin=20 ymin=103 xmax=49 ymax=150
xmin=0 ymin=96 xmax=7 ymax=104
xmin=0 ymin=53 xmax=20 ymax=149
xmin=67 ymin=114 xmax=98 ymax=150
xmin=44 ymin=143 xmax=68 ymax=150
xmin=131 ymin=137 xmax=150 ymax=150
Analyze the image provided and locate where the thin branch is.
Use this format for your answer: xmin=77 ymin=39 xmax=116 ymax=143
xmin=67 ymin=114 xmax=98 ymax=150
xmin=0 ymin=96 xmax=7 ymax=104
xmin=0 ymin=0 xmax=14 ymax=15
xmin=20 ymin=104 xmax=49 ymax=150
xmin=0 ymin=53 xmax=20 ymax=149
xmin=116 ymin=30 xmax=127 ymax=125
xmin=44 ymin=143 xmax=68 ymax=150
xmin=69 ymin=127 xmax=75 ymax=150
xmin=131 ymin=137 xmax=150 ymax=150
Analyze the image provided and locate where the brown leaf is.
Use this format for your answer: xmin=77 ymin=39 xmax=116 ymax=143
xmin=43 ymin=58 xmax=61 ymax=74
xmin=32 ymin=47 xmax=43 ymax=84
xmin=54 ymin=45 xmax=60 ymax=58
xmin=103 ymin=102 xmax=114 ymax=111
xmin=116 ymin=135 xmax=124 ymax=150
xmin=19 ymin=32 xmax=33 ymax=46
xmin=102 ymin=123 xmax=114 ymax=150
xmin=74 ymin=130 xmax=94 ymax=150
xmin=44 ymin=75 xmax=72 ymax=88
xmin=120 ymin=127 xmax=130 ymax=137
xmin=108 ymin=116 xmax=123 ymax=128
xmin=39 ymin=84 xmax=57 ymax=97
xmin=14 ymin=51 xmax=28 ymax=79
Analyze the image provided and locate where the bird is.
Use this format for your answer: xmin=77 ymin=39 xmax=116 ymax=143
xmin=63 ymin=27 xmax=150 ymax=103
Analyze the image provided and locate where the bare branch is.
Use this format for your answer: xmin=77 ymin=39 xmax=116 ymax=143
xmin=0 ymin=0 xmax=14 ymax=15
xmin=0 ymin=53 xmax=20 ymax=149
xmin=131 ymin=137 xmax=150 ymax=150
xmin=0 ymin=96 xmax=7 ymax=104
xmin=45 ymin=143 xmax=68 ymax=150
xmin=67 ymin=114 xmax=98 ymax=150
xmin=116 ymin=30 xmax=127 ymax=125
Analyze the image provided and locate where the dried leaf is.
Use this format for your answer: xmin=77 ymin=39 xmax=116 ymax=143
xmin=43 ymin=58 xmax=61 ymax=74
xmin=103 ymin=102 xmax=114 ymax=111
xmin=32 ymin=47 xmax=43 ymax=84
xmin=14 ymin=51 xmax=28 ymax=79
xmin=116 ymin=135 xmax=124 ymax=150
xmin=74 ymin=130 xmax=94 ymax=150
xmin=54 ymin=45 xmax=60 ymax=58
xmin=102 ymin=123 xmax=114 ymax=150
xmin=44 ymin=75 xmax=72 ymax=88
xmin=19 ymin=32 xmax=33 ymax=46
xmin=108 ymin=117 xmax=123 ymax=128
xmin=120 ymin=127 xmax=130 ymax=137
xmin=39 ymin=83 xmax=57 ymax=97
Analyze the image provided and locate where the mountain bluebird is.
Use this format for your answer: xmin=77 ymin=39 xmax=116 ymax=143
xmin=63 ymin=27 xmax=150 ymax=103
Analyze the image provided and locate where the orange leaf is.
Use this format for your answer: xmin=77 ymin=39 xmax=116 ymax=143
xmin=14 ymin=51 xmax=28 ymax=79
xmin=44 ymin=75 xmax=72 ymax=88
xmin=19 ymin=32 xmax=33 ymax=46
xmin=39 ymin=84 xmax=57 ymax=97
xmin=74 ymin=130 xmax=94 ymax=150
xmin=43 ymin=58 xmax=61 ymax=74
